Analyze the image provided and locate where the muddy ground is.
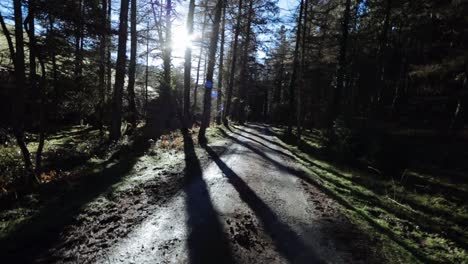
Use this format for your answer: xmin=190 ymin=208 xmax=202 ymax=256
xmin=2 ymin=125 xmax=386 ymax=263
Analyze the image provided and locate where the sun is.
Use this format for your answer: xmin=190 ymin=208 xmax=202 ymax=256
xmin=171 ymin=25 xmax=193 ymax=59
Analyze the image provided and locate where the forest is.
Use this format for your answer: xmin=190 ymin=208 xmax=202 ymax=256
xmin=0 ymin=0 xmax=467 ymax=263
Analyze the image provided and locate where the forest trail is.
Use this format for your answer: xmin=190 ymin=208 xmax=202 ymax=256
xmin=96 ymin=124 xmax=377 ymax=264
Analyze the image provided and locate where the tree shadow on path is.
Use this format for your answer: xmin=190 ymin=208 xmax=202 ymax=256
xmin=182 ymin=128 xmax=234 ymax=264
xmin=203 ymin=144 xmax=324 ymax=264
xmin=222 ymin=127 xmax=433 ymax=264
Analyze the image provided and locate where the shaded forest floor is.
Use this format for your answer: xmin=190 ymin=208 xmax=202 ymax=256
xmin=0 ymin=124 xmax=224 ymax=262
xmin=256 ymin=123 xmax=467 ymax=263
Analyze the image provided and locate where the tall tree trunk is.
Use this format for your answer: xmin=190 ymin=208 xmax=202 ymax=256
xmin=286 ymin=0 xmax=304 ymax=137
xmin=237 ymin=0 xmax=254 ymax=124
xmin=215 ymin=2 xmax=227 ymax=125
xmin=329 ymin=0 xmax=351 ymax=127
xmin=160 ymin=0 xmax=173 ymax=129
xmin=98 ymin=0 xmax=107 ymax=136
xmin=297 ymin=0 xmax=309 ymax=144
xmin=106 ymin=0 xmax=112 ymax=100
xmin=109 ymin=0 xmax=130 ymax=141
xmin=25 ymin=0 xmax=47 ymax=176
xmin=183 ymin=0 xmax=196 ymax=127
xmin=13 ymin=0 xmax=34 ymax=181
xmin=198 ymin=0 xmax=225 ymax=144
xmin=127 ymin=0 xmax=138 ymax=127
xmin=145 ymin=20 xmax=150 ymax=118
xmin=222 ymin=0 xmax=243 ymax=125
xmin=162 ymin=0 xmax=172 ymax=99
xmin=192 ymin=12 xmax=208 ymax=117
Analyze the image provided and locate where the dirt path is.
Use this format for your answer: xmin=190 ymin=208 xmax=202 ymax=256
xmin=94 ymin=124 xmax=380 ymax=264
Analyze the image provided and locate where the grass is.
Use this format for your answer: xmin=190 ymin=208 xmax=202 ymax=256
xmin=0 ymin=125 xmax=103 ymax=189
xmin=243 ymin=124 xmax=467 ymax=264
xmin=0 ymin=123 xmax=225 ymax=241
xmin=0 ymin=125 xmax=106 ymax=237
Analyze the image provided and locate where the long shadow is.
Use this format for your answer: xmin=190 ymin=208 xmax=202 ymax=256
xmin=228 ymin=129 xmax=296 ymax=160
xmin=218 ymin=128 xmax=435 ymax=263
xmin=243 ymin=123 xmax=276 ymax=135
xmin=245 ymin=127 xmax=468 ymax=244
xmin=203 ymin=145 xmax=323 ymax=263
xmin=182 ymin=129 xmax=234 ymax=264
xmin=229 ymin=125 xmax=286 ymax=150
xmin=0 ymin=134 xmax=151 ymax=263
xmin=220 ymin=128 xmax=304 ymax=176
xmin=45 ymin=126 xmax=95 ymax=140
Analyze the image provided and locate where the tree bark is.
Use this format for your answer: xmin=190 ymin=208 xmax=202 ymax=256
xmin=297 ymin=0 xmax=309 ymax=144
xmin=222 ymin=0 xmax=243 ymax=125
xmin=237 ymin=0 xmax=254 ymax=124
xmin=98 ymin=0 xmax=107 ymax=135
xmin=198 ymin=0 xmax=225 ymax=144
xmin=110 ymin=0 xmax=130 ymax=141
xmin=25 ymin=0 xmax=47 ymax=176
xmin=106 ymin=0 xmax=112 ymax=100
xmin=216 ymin=2 xmax=227 ymax=125
xmin=145 ymin=20 xmax=150 ymax=118
xmin=127 ymin=0 xmax=138 ymax=127
xmin=287 ymin=0 xmax=304 ymax=137
xmin=192 ymin=12 xmax=208 ymax=117
xmin=162 ymin=0 xmax=172 ymax=99
xmin=183 ymin=0 xmax=196 ymax=127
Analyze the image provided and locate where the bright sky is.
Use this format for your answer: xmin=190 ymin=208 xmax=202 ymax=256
xmin=170 ymin=0 xmax=298 ymax=63
xmin=0 ymin=0 xmax=299 ymax=66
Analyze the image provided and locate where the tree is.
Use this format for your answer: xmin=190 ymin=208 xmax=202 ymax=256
xmin=162 ymin=0 xmax=172 ymax=99
xmin=329 ymin=0 xmax=351 ymax=127
xmin=215 ymin=1 xmax=227 ymax=125
xmin=98 ymin=0 xmax=108 ymax=134
xmin=198 ymin=0 xmax=225 ymax=144
xmin=236 ymin=0 xmax=254 ymax=124
xmin=286 ymin=0 xmax=304 ymax=137
xmin=296 ymin=0 xmax=309 ymax=143
xmin=127 ymin=0 xmax=138 ymax=127
xmin=110 ymin=0 xmax=130 ymax=141
xmin=222 ymin=0 xmax=243 ymax=125
xmin=183 ymin=0 xmax=196 ymax=127
xmin=192 ymin=10 xmax=208 ymax=117
xmin=12 ymin=0 xmax=34 ymax=181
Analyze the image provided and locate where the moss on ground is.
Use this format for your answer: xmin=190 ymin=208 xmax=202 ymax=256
xmin=246 ymin=125 xmax=467 ymax=264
